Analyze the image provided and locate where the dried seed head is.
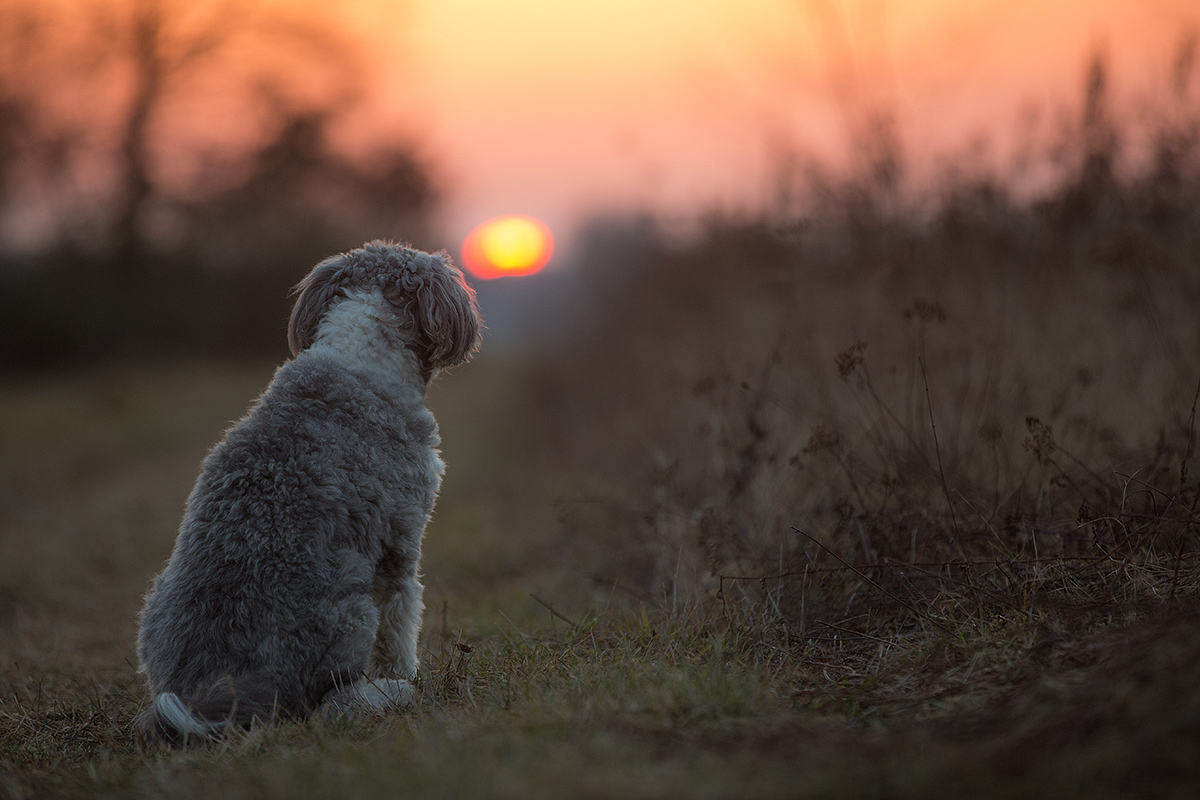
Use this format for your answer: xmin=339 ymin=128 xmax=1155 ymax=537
xmin=803 ymin=423 xmax=842 ymax=453
xmin=1024 ymin=416 xmax=1057 ymax=464
xmin=835 ymin=340 xmax=868 ymax=380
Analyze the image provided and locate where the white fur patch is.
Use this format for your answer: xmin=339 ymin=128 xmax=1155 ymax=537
xmin=154 ymin=692 xmax=222 ymax=743
xmin=321 ymin=677 xmax=414 ymax=717
xmin=309 ymin=288 xmax=428 ymax=403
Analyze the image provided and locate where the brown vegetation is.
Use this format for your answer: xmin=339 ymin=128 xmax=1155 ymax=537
xmin=1 ymin=28 xmax=1199 ymax=800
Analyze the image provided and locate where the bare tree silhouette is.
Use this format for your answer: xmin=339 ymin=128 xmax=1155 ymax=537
xmin=0 ymin=0 xmax=431 ymax=276
xmin=0 ymin=0 xmax=439 ymax=368
xmin=94 ymin=0 xmax=368 ymax=276
xmin=0 ymin=3 xmax=73 ymax=212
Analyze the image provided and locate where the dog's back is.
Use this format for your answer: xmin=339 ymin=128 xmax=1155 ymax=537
xmin=137 ymin=353 xmax=441 ymax=740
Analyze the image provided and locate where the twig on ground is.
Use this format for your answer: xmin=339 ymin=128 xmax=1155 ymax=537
xmin=529 ymin=594 xmax=579 ymax=629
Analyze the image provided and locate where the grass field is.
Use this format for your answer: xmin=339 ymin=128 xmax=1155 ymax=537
xmin=2 ymin=231 xmax=1199 ymax=798
xmin=4 ymin=63 xmax=1200 ymax=794
xmin=0 ymin=357 xmax=842 ymax=799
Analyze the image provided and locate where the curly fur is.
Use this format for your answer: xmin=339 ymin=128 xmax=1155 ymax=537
xmin=136 ymin=241 xmax=481 ymax=745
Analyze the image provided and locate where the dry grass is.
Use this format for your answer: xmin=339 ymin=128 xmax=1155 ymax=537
xmin=4 ymin=42 xmax=1200 ymax=797
xmin=0 ymin=326 xmax=1197 ymax=798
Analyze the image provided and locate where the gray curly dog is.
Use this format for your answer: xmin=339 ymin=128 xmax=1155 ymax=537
xmin=136 ymin=241 xmax=481 ymax=744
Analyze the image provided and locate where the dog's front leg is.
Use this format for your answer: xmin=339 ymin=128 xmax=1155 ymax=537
xmin=371 ymin=546 xmax=424 ymax=679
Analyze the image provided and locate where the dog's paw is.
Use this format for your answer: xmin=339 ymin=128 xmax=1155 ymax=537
xmin=320 ymin=677 xmax=414 ymax=718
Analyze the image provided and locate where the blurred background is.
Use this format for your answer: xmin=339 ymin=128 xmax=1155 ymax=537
xmin=0 ymin=0 xmax=1194 ymax=365
xmin=2 ymin=0 xmax=1199 ymax=607
xmin=2 ymin=2 xmax=1200 ymax=790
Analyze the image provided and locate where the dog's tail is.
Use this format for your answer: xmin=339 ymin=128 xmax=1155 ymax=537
xmin=141 ymin=692 xmax=225 ymax=745
xmin=139 ymin=672 xmax=307 ymax=746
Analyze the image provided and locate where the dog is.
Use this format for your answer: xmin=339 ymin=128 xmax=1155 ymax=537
xmin=136 ymin=241 xmax=481 ymax=744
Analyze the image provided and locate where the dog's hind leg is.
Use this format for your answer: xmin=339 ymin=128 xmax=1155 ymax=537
xmin=305 ymin=550 xmax=390 ymax=711
xmin=317 ymin=548 xmax=423 ymax=717
xmin=371 ymin=545 xmax=425 ymax=679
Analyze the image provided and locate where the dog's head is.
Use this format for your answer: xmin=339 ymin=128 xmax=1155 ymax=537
xmin=287 ymin=241 xmax=482 ymax=381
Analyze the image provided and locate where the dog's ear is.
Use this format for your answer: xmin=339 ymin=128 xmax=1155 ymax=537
xmin=391 ymin=250 xmax=482 ymax=374
xmin=288 ymin=255 xmax=350 ymax=357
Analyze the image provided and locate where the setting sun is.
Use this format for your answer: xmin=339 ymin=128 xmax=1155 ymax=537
xmin=460 ymin=214 xmax=554 ymax=279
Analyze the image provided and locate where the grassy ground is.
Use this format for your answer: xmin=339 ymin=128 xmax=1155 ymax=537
xmin=1 ymin=332 xmax=1198 ymax=798
xmin=0 ymin=21 xmax=1195 ymax=796
xmin=2 ymin=30 xmax=1199 ymax=800
xmin=0 ymin=357 xmax=822 ymax=799
xmin=4 ymin=99 xmax=1200 ymax=794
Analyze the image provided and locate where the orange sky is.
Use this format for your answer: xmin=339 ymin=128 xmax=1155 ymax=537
xmin=339 ymin=0 xmax=1197 ymax=260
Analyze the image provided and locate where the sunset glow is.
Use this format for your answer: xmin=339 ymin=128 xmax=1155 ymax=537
xmin=126 ymin=0 xmax=1198 ymax=259
xmin=460 ymin=215 xmax=554 ymax=279
xmin=389 ymin=0 xmax=1197 ymax=253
